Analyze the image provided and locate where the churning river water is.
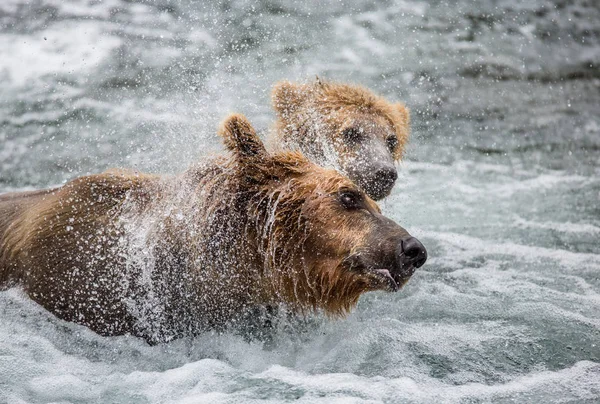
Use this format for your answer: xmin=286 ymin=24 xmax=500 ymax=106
xmin=1 ymin=0 xmax=599 ymax=403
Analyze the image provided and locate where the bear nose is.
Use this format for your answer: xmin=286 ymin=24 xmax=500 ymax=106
xmin=397 ymin=236 xmax=427 ymax=270
xmin=375 ymin=166 xmax=398 ymax=190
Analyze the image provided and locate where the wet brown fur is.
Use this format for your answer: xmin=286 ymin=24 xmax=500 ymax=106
xmin=0 ymin=114 xmax=401 ymax=342
xmin=271 ymin=79 xmax=410 ymax=161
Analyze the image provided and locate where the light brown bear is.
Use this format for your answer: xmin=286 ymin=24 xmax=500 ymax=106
xmin=0 ymin=114 xmax=426 ymax=343
xmin=271 ymin=79 xmax=410 ymax=200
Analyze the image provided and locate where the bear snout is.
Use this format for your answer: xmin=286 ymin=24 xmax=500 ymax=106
xmin=374 ymin=165 xmax=397 ymax=191
xmin=394 ymin=236 xmax=427 ymax=278
xmin=354 ymin=163 xmax=398 ymax=201
xmin=347 ymin=233 xmax=426 ymax=292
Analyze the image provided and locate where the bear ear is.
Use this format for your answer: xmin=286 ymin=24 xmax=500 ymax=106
xmin=271 ymin=81 xmax=309 ymax=118
xmin=389 ymin=103 xmax=411 ymax=160
xmin=218 ymin=113 xmax=267 ymax=161
xmin=395 ymin=103 xmax=410 ymax=128
xmin=391 ymin=102 xmax=410 ymax=138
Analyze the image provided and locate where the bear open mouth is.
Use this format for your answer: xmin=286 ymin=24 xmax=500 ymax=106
xmin=369 ymin=268 xmax=412 ymax=292
xmin=344 ymin=254 xmax=414 ymax=292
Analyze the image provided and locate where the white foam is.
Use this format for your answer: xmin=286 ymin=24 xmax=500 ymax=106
xmin=0 ymin=21 xmax=121 ymax=87
xmin=47 ymin=0 xmax=122 ymax=19
xmin=513 ymin=216 xmax=600 ymax=235
xmin=250 ymin=361 xmax=600 ymax=403
xmin=421 ymin=229 xmax=600 ymax=269
xmin=492 ymin=173 xmax=592 ymax=198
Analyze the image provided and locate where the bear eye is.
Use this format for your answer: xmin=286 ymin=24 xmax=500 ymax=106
xmin=386 ymin=135 xmax=398 ymax=152
xmin=339 ymin=190 xmax=362 ymax=210
xmin=341 ymin=127 xmax=363 ymax=145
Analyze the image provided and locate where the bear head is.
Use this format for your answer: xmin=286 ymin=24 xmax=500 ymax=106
xmin=272 ymin=79 xmax=410 ymax=201
xmin=220 ymin=114 xmax=425 ymax=316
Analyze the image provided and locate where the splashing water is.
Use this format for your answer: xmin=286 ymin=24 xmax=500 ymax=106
xmin=1 ymin=0 xmax=599 ymax=402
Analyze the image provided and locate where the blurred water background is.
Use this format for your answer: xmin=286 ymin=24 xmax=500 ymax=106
xmin=1 ymin=0 xmax=599 ymax=402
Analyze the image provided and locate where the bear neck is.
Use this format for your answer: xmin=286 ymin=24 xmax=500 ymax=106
xmin=181 ymin=163 xmax=329 ymax=310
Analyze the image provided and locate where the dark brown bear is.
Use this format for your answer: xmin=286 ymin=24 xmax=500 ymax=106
xmin=0 ymin=114 xmax=426 ymax=343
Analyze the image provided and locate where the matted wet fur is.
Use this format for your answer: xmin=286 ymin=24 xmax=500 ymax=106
xmin=0 ymin=114 xmax=422 ymax=343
